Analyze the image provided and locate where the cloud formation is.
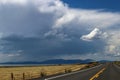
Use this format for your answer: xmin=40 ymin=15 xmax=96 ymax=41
xmin=0 ymin=0 xmax=27 ymax=5
xmin=80 ymin=28 xmax=108 ymax=41
xmin=81 ymin=28 xmax=101 ymax=41
xmin=0 ymin=0 xmax=119 ymax=61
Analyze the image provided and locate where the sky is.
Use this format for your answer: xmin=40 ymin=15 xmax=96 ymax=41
xmin=63 ymin=0 xmax=120 ymax=12
xmin=0 ymin=0 xmax=120 ymax=62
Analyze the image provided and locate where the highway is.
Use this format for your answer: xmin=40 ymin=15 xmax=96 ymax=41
xmin=34 ymin=63 xmax=120 ymax=80
xmin=96 ymin=63 xmax=120 ymax=80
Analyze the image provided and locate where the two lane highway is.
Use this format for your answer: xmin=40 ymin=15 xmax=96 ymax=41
xmin=97 ymin=63 xmax=120 ymax=80
xmin=34 ymin=63 xmax=120 ymax=80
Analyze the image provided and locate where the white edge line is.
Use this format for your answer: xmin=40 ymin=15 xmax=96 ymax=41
xmin=45 ymin=64 xmax=103 ymax=80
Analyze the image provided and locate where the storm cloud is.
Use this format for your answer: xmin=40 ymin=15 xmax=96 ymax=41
xmin=0 ymin=0 xmax=120 ymax=62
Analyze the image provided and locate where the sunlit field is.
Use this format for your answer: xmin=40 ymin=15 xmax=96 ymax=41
xmin=0 ymin=64 xmax=86 ymax=80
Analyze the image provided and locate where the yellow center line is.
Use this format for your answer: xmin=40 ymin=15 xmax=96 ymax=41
xmin=89 ymin=68 xmax=106 ymax=80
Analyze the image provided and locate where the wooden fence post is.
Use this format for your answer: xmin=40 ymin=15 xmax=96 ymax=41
xmin=23 ymin=73 xmax=25 ymax=80
xmin=11 ymin=73 xmax=14 ymax=80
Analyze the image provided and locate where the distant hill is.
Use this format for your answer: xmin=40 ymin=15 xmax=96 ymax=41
xmin=0 ymin=59 xmax=96 ymax=64
xmin=38 ymin=59 xmax=95 ymax=64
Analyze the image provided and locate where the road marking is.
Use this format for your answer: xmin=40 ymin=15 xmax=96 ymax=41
xmin=45 ymin=64 xmax=103 ymax=80
xmin=89 ymin=68 xmax=106 ymax=80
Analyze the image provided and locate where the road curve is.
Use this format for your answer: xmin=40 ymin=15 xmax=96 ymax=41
xmin=33 ymin=63 xmax=120 ymax=80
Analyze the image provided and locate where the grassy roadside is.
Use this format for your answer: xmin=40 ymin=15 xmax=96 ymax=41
xmin=114 ymin=61 xmax=120 ymax=66
xmin=0 ymin=64 xmax=86 ymax=80
xmin=80 ymin=62 xmax=100 ymax=70
xmin=0 ymin=62 xmax=100 ymax=80
xmin=32 ymin=62 xmax=100 ymax=80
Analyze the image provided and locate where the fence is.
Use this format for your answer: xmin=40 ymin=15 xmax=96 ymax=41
xmin=10 ymin=72 xmax=42 ymax=80
xmin=9 ymin=69 xmax=73 ymax=80
xmin=0 ymin=65 xmax=86 ymax=80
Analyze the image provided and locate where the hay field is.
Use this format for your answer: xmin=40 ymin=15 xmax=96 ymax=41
xmin=0 ymin=64 xmax=86 ymax=80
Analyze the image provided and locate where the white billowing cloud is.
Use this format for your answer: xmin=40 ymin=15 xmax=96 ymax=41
xmin=54 ymin=10 xmax=77 ymax=28
xmin=105 ymin=31 xmax=120 ymax=56
xmin=54 ymin=9 xmax=120 ymax=29
xmin=0 ymin=0 xmax=120 ymax=31
xmin=0 ymin=0 xmax=120 ymax=29
xmin=0 ymin=0 xmax=27 ymax=5
xmin=80 ymin=28 xmax=107 ymax=41
xmin=37 ymin=0 xmax=68 ymax=13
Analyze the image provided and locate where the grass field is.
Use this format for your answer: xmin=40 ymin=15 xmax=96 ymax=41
xmin=114 ymin=61 xmax=120 ymax=66
xmin=0 ymin=64 xmax=87 ymax=80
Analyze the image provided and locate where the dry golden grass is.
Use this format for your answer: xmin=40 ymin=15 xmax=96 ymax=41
xmin=0 ymin=64 xmax=86 ymax=80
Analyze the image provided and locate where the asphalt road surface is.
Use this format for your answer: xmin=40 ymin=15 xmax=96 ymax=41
xmin=34 ymin=63 xmax=120 ymax=80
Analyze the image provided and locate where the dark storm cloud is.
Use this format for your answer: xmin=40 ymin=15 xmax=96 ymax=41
xmin=0 ymin=5 xmax=55 ymax=36
xmin=0 ymin=0 xmax=119 ymax=62
xmin=0 ymin=32 xmax=106 ymax=61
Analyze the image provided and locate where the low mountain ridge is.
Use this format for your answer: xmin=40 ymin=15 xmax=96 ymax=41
xmin=0 ymin=59 xmax=95 ymax=64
